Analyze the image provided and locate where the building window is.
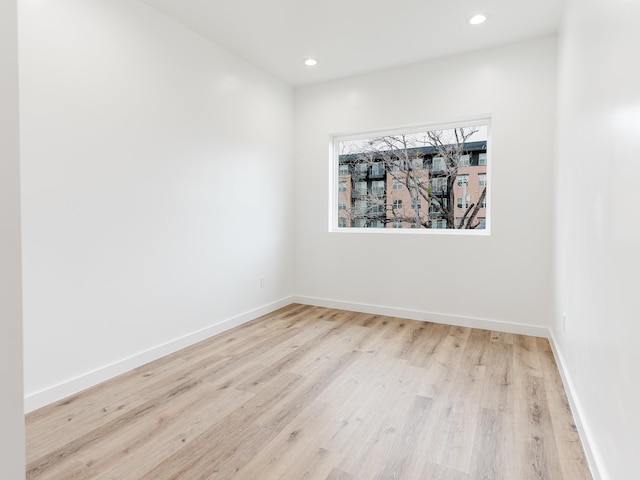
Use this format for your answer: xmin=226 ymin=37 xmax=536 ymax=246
xmin=371 ymin=202 xmax=385 ymax=214
xmin=353 ymin=218 xmax=366 ymax=228
xmin=372 ymin=180 xmax=385 ymax=195
xmin=355 ymin=163 xmax=368 ymax=176
xmin=338 ymin=217 xmax=347 ymax=228
xmin=477 ymin=217 xmax=486 ymax=229
xmin=354 ymin=182 xmax=367 ymax=196
xmin=410 ymin=157 xmax=423 ymax=170
xmin=354 ymin=200 xmax=367 ymax=214
xmin=334 ymin=119 xmax=489 ymax=232
xmin=371 ymin=162 xmax=384 ymax=177
xmin=432 ymin=156 xmax=446 ymax=172
xmin=457 ymin=197 xmax=469 ymax=209
xmin=430 ymin=177 xmax=447 ymax=193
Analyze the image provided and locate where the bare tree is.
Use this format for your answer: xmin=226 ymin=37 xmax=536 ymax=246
xmin=338 ymin=126 xmax=487 ymax=229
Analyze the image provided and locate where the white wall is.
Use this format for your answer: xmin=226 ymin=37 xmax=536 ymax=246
xmin=20 ymin=0 xmax=294 ymax=409
xmin=554 ymin=1 xmax=640 ymax=478
xmin=0 ymin=0 xmax=25 ymax=477
xmin=293 ymin=36 xmax=557 ymax=332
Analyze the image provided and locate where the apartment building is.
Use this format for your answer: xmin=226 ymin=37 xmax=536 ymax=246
xmin=338 ymin=142 xmax=487 ymax=229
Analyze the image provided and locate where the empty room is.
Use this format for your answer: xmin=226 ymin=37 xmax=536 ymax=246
xmin=1 ymin=0 xmax=639 ymax=479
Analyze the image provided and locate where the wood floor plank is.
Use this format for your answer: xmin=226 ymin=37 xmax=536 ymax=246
xmin=26 ymin=304 xmax=592 ymax=480
xmin=536 ymin=337 xmax=592 ymax=480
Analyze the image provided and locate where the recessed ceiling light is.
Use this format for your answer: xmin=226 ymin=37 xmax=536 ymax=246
xmin=304 ymin=58 xmax=318 ymax=67
xmin=469 ymin=14 xmax=487 ymax=25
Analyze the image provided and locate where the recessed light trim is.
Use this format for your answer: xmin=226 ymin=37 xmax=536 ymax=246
xmin=304 ymin=58 xmax=318 ymax=67
xmin=469 ymin=14 xmax=487 ymax=25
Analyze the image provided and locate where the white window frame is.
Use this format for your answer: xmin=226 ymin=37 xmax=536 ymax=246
xmin=330 ymin=117 xmax=491 ymax=235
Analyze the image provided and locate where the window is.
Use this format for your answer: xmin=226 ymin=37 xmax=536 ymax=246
xmin=410 ymin=157 xmax=423 ymax=170
xmin=391 ymin=159 xmax=405 ymax=171
xmin=481 ymin=197 xmax=487 ymax=208
xmin=457 ymin=174 xmax=469 ymax=186
xmin=338 ymin=218 xmax=347 ymax=228
xmin=477 ymin=217 xmax=486 ymax=229
xmin=354 ymin=182 xmax=367 ymax=196
xmin=353 ymin=218 xmax=366 ymax=228
xmin=430 ymin=177 xmax=447 ymax=193
xmin=371 ymin=162 xmax=384 ymax=177
xmin=354 ymin=200 xmax=367 ymax=214
xmin=432 ymin=157 xmax=446 ymax=172
xmin=334 ymin=120 xmax=489 ymax=232
xmin=372 ymin=180 xmax=385 ymax=195
xmin=457 ymin=197 xmax=469 ymax=209
xmin=355 ymin=163 xmax=368 ymax=176
xmin=456 ymin=217 xmax=464 ymax=228
xmin=371 ymin=202 xmax=385 ymax=214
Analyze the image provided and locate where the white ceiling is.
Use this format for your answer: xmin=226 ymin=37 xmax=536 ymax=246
xmin=139 ymin=0 xmax=565 ymax=86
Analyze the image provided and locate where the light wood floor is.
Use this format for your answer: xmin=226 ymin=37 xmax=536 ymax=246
xmin=26 ymin=304 xmax=592 ymax=479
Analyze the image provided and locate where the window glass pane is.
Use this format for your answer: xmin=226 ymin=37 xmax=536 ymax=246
xmin=432 ymin=157 xmax=446 ymax=172
xmin=336 ymin=122 xmax=489 ymax=232
xmin=372 ymin=180 xmax=385 ymax=195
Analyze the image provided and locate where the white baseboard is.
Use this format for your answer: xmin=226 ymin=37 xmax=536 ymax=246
xmin=292 ymin=295 xmax=550 ymax=338
xmin=548 ymin=332 xmax=604 ymax=480
xmin=24 ymin=296 xmax=294 ymax=413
